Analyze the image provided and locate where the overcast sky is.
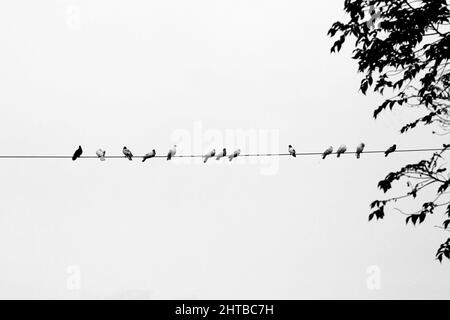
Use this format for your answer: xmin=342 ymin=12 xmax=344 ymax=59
xmin=0 ymin=0 xmax=449 ymax=299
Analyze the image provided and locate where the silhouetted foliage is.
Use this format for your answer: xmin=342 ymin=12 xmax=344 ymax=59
xmin=329 ymin=0 xmax=450 ymax=261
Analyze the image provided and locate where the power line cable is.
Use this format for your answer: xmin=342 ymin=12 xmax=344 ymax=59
xmin=0 ymin=148 xmax=444 ymax=159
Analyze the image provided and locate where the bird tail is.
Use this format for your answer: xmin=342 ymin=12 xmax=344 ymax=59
xmin=356 ymin=153 xmax=360 ymax=159
xmin=228 ymin=156 xmax=233 ymax=162
xmin=167 ymin=154 xmax=172 ymax=160
xmin=216 ymin=156 xmax=220 ymax=160
xmin=337 ymin=153 xmax=341 ymax=158
xmin=142 ymin=157 xmax=146 ymax=162
xmin=72 ymin=156 xmax=76 ymax=161
xmin=100 ymin=156 xmax=105 ymax=161
xmin=293 ymin=154 xmax=296 ymax=157
xmin=322 ymin=155 xmax=326 ymax=159
xmin=203 ymin=157 xmax=208 ymax=163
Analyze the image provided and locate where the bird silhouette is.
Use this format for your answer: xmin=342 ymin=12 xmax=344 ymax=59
xmin=96 ymin=149 xmax=106 ymax=161
xmin=203 ymin=149 xmax=216 ymax=163
xmin=216 ymin=148 xmax=227 ymax=160
xmin=228 ymin=149 xmax=241 ymax=162
xmin=288 ymin=145 xmax=296 ymax=157
xmin=167 ymin=145 xmax=177 ymax=160
xmin=336 ymin=144 xmax=347 ymax=158
xmin=385 ymin=144 xmax=397 ymax=157
xmin=72 ymin=146 xmax=83 ymax=161
xmin=356 ymin=143 xmax=365 ymax=159
xmin=123 ymin=146 xmax=133 ymax=160
xmin=142 ymin=150 xmax=156 ymax=162
xmin=322 ymin=146 xmax=333 ymax=159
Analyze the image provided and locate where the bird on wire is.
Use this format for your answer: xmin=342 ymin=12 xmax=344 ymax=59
xmin=203 ymin=149 xmax=216 ymax=163
xmin=96 ymin=149 xmax=106 ymax=161
xmin=322 ymin=146 xmax=333 ymax=159
xmin=336 ymin=144 xmax=347 ymax=158
xmin=385 ymin=144 xmax=397 ymax=157
xmin=123 ymin=146 xmax=133 ymax=160
xmin=167 ymin=145 xmax=177 ymax=160
xmin=356 ymin=143 xmax=365 ymax=159
xmin=142 ymin=149 xmax=156 ymax=162
xmin=288 ymin=145 xmax=296 ymax=157
xmin=228 ymin=149 xmax=241 ymax=162
xmin=215 ymin=148 xmax=227 ymax=160
xmin=72 ymin=146 xmax=83 ymax=161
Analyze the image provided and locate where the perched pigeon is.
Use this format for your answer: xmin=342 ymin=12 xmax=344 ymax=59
xmin=322 ymin=146 xmax=333 ymax=159
xmin=385 ymin=144 xmax=397 ymax=157
xmin=167 ymin=145 xmax=177 ymax=160
xmin=123 ymin=146 xmax=133 ymax=160
xmin=228 ymin=149 xmax=241 ymax=162
xmin=96 ymin=149 xmax=106 ymax=161
xmin=215 ymin=148 xmax=227 ymax=160
xmin=203 ymin=149 xmax=216 ymax=163
xmin=355 ymin=143 xmax=365 ymax=159
xmin=142 ymin=149 xmax=156 ymax=162
xmin=288 ymin=145 xmax=296 ymax=157
xmin=72 ymin=145 xmax=83 ymax=161
xmin=336 ymin=144 xmax=347 ymax=158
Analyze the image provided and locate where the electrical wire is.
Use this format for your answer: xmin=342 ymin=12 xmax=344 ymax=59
xmin=0 ymin=148 xmax=444 ymax=159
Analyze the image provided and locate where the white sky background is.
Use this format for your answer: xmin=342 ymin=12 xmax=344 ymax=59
xmin=0 ymin=0 xmax=449 ymax=299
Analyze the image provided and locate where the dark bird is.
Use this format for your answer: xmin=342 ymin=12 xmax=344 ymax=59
xmin=123 ymin=146 xmax=133 ymax=160
xmin=142 ymin=149 xmax=156 ymax=162
xmin=356 ymin=143 xmax=365 ymax=159
xmin=322 ymin=146 xmax=333 ymax=159
xmin=385 ymin=144 xmax=397 ymax=157
xmin=336 ymin=144 xmax=347 ymax=158
xmin=288 ymin=145 xmax=296 ymax=157
xmin=72 ymin=145 xmax=83 ymax=161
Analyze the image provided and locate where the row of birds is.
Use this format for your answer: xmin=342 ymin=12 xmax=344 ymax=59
xmin=72 ymin=145 xmax=241 ymax=162
xmin=289 ymin=143 xmax=397 ymax=159
xmin=71 ymin=143 xmax=398 ymax=162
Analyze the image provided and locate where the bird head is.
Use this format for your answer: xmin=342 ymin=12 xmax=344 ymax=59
xmin=223 ymin=148 xmax=226 ymax=152
xmin=289 ymin=145 xmax=292 ymax=148
xmin=123 ymin=146 xmax=127 ymax=150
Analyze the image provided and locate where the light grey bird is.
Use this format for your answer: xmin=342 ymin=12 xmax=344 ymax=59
xmin=322 ymin=146 xmax=333 ymax=159
xmin=203 ymin=149 xmax=216 ymax=163
xmin=167 ymin=145 xmax=177 ymax=160
xmin=228 ymin=149 xmax=241 ymax=162
xmin=336 ymin=144 xmax=347 ymax=158
xmin=356 ymin=143 xmax=365 ymax=159
xmin=96 ymin=149 xmax=106 ymax=161
xmin=142 ymin=149 xmax=156 ymax=162
xmin=216 ymin=148 xmax=227 ymax=160
xmin=288 ymin=145 xmax=296 ymax=157
xmin=123 ymin=146 xmax=133 ymax=161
